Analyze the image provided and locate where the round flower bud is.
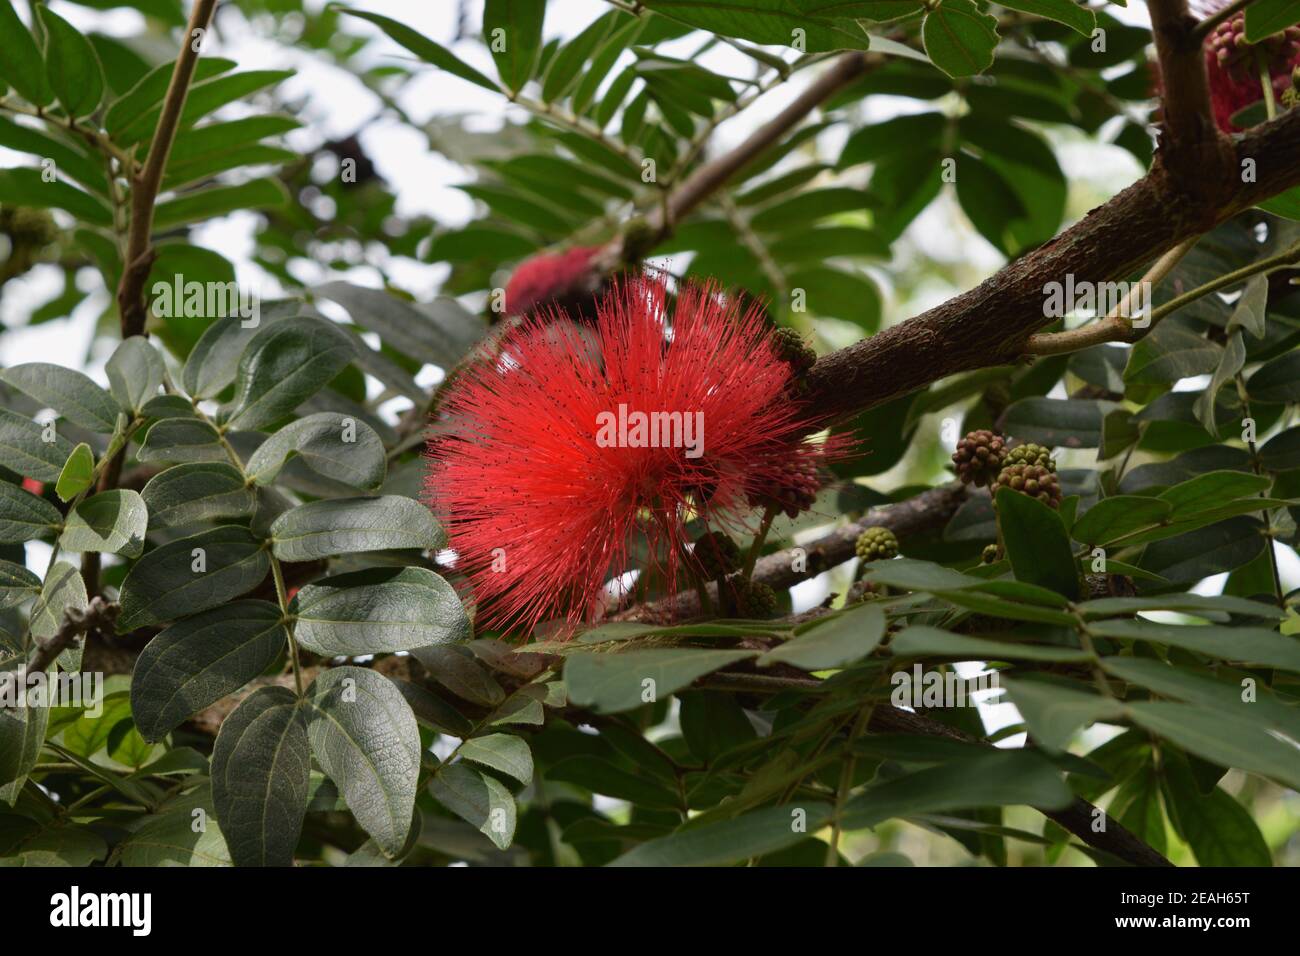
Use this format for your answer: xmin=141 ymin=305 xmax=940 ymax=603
xmin=855 ymin=526 xmax=900 ymax=562
xmin=693 ymin=531 xmax=741 ymax=579
xmin=996 ymin=463 xmax=1062 ymax=509
xmin=951 ymin=429 xmax=1006 ymax=487
xmin=1003 ymin=442 xmax=1055 ymax=471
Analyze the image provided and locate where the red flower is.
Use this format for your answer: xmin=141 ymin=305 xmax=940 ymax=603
xmin=425 ymin=276 xmax=844 ymax=635
xmin=503 ymin=245 xmax=604 ymax=317
xmin=21 ymin=477 xmax=43 ymax=496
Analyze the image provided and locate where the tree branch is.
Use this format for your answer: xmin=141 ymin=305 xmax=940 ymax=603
xmin=640 ymin=49 xmax=882 ymax=243
xmin=116 ymin=0 xmax=220 ymax=338
xmin=804 ymin=106 xmax=1300 ymax=424
xmin=1149 ymin=0 xmax=1233 ymax=185
xmin=1 ymin=597 xmax=119 ymax=698
xmin=612 ymin=483 xmax=967 ymax=623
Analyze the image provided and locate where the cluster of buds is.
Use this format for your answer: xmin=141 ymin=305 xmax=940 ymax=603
xmin=855 ymin=526 xmax=899 ymax=562
xmin=721 ymin=574 xmax=778 ymax=618
xmin=1206 ymin=15 xmax=1300 ymax=83
xmin=951 ymin=429 xmax=1006 ymax=487
xmin=692 ymin=530 xmax=741 ymax=580
xmin=748 ymin=448 xmax=823 ymax=519
xmin=996 ymin=463 xmax=1063 ymax=509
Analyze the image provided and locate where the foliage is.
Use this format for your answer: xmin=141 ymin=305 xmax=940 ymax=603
xmin=0 ymin=0 xmax=1299 ymax=869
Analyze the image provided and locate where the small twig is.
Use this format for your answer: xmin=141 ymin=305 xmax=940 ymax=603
xmin=1023 ymin=237 xmax=1197 ymax=355
xmin=116 ymin=0 xmax=220 ymax=337
xmin=2 ymin=598 xmax=120 ymax=695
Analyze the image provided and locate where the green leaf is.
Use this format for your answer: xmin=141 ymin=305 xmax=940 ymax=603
xmin=29 ymin=562 xmax=86 ymax=672
xmin=610 ymin=803 xmax=833 ymax=867
xmin=758 ymin=603 xmax=885 ymax=670
xmin=842 ymin=750 xmax=1073 ymax=829
xmin=104 ymin=55 xmax=235 ymax=136
xmin=1136 ymin=516 xmax=1265 ymax=583
xmin=0 ymin=0 xmax=52 ymax=106
xmin=0 ymin=687 xmax=48 ymax=799
xmin=59 ymin=489 xmax=147 ymax=557
xmin=861 ymin=557 xmax=983 ymax=592
xmin=0 ymin=363 xmax=120 ymax=433
xmin=1099 ymin=656 xmax=1300 ymax=742
xmin=114 ymin=69 xmax=294 ymax=147
xmin=152 ymin=177 xmax=287 ymax=229
xmin=0 ymin=481 xmax=61 ymax=544
xmin=270 ymin=496 xmax=444 ymax=562
xmin=1160 ymin=751 xmax=1270 ymax=866
xmin=38 ymin=5 xmax=105 ymax=117
xmin=137 ymin=417 xmax=227 ymax=464
xmin=564 ymin=648 xmax=757 ymax=714
xmin=0 ymin=168 xmax=111 ymax=225
xmin=291 ymin=566 xmax=470 ymax=657
xmin=459 ymin=734 xmax=534 ymax=785
xmin=245 ymin=412 xmax=386 ymax=490
xmin=1125 ymin=323 xmax=1221 ymax=384
xmin=0 ymin=409 xmax=73 ymax=483
xmin=1088 ymin=619 xmax=1300 ymax=673
xmin=1000 ymin=677 xmax=1123 ymax=752
xmin=996 ymin=487 xmax=1079 ymax=599
xmin=891 ymin=627 xmax=1093 ymax=664
xmin=131 ymin=600 xmax=288 ymax=741
xmin=993 ymin=0 xmax=1094 ymax=35
xmin=1247 ymin=350 xmax=1300 ymax=403
xmin=640 ymin=1 xmax=872 ymax=52
xmin=1244 ymin=0 xmax=1300 ymax=42
xmin=1078 ymin=592 xmax=1283 ymax=620
xmin=312 ymin=282 xmax=483 ymax=370
xmin=307 ymin=667 xmax=420 ymax=858
xmin=429 ymin=762 xmax=517 ymax=851
xmin=1194 ymin=330 xmax=1245 ymax=437
xmin=922 ymin=0 xmax=998 ymax=78
xmin=1157 ymin=470 xmax=1271 ymax=518
xmin=1001 ymin=397 xmax=1106 ymax=448
xmin=542 ymin=12 xmax=614 ymax=102
xmin=105 ymin=336 xmax=164 ymax=414
xmin=225 ymin=317 xmax=356 ymax=432
xmin=141 ymin=462 xmax=257 ymax=529
xmin=111 ymin=789 xmax=232 ymax=866
xmin=678 ymin=691 xmax=757 ymax=763
xmin=211 ymin=686 xmax=311 ymax=867
xmin=55 ymin=442 xmax=95 ymax=503
xmin=1128 ymin=700 xmax=1300 ymax=790
xmin=412 ymin=645 xmax=504 ymax=707
xmin=0 ymin=559 xmax=40 ymax=609
xmin=1071 ymin=496 xmax=1172 ymax=546
xmin=337 ymin=8 xmax=499 ymax=91
xmin=117 ymin=526 xmax=271 ymax=631
xmin=1228 ymin=273 xmax=1268 ymax=338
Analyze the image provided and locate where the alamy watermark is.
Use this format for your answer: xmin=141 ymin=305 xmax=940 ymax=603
xmin=0 ymin=669 xmax=103 ymax=716
xmin=595 ymin=404 xmax=704 ymax=459
xmin=891 ymin=664 xmax=1000 ymax=708
xmin=1043 ymin=274 xmax=1151 ymax=327
xmin=151 ymin=274 xmax=260 ymax=328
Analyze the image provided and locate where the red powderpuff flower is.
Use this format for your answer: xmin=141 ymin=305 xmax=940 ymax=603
xmin=503 ymin=245 xmax=604 ymax=317
xmin=425 ymin=276 xmax=844 ymax=635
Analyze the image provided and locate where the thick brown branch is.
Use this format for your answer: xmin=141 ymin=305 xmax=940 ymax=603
xmin=805 ymin=106 xmax=1300 ymax=424
xmin=116 ymin=0 xmax=219 ymax=337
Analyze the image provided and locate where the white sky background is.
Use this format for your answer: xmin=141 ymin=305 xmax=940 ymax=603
xmin=4 ymin=2 xmax=1297 ymax=735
